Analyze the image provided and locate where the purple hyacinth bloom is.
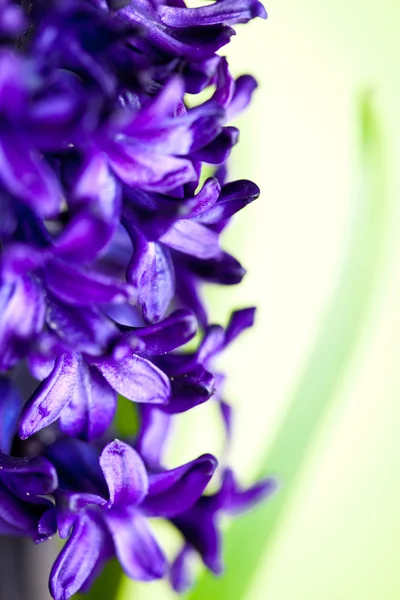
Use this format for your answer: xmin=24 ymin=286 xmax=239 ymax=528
xmin=46 ymin=437 xmax=217 ymax=599
xmin=19 ymin=309 xmax=198 ymax=440
xmin=170 ymin=469 xmax=277 ymax=592
xmin=0 ymin=1 xmax=273 ymax=598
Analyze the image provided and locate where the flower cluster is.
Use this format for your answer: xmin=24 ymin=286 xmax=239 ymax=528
xmin=0 ymin=1 xmax=275 ymax=598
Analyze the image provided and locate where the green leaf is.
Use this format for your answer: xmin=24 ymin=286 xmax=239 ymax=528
xmin=114 ymin=395 xmax=140 ymax=438
xmin=187 ymin=95 xmax=389 ymax=600
xmin=75 ymin=559 xmax=123 ymax=600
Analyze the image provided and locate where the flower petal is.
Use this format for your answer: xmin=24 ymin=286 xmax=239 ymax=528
xmin=106 ymin=510 xmax=167 ymax=581
xmin=143 ymin=454 xmax=217 ymax=517
xmin=0 ymin=275 xmax=45 ymax=370
xmin=184 ymin=251 xmax=246 ymax=285
xmin=224 ymin=307 xmax=256 ymax=346
xmin=0 ymin=134 xmax=61 ymax=217
xmin=59 ymin=360 xmax=117 ymax=441
xmin=172 ymin=504 xmax=223 ymax=574
xmin=100 ymin=440 xmax=148 ymax=507
xmin=127 ymin=233 xmax=175 ymax=324
xmin=108 ymin=142 xmax=197 ymax=192
xmin=158 ymin=0 xmax=267 ymax=27
xmin=197 ymin=179 xmax=259 ymax=227
xmin=50 ymin=515 xmax=104 ymax=600
xmin=131 ymin=309 xmax=197 ymax=356
xmin=18 ymin=354 xmax=78 ymax=439
xmin=92 ymin=353 xmax=171 ymax=404
xmin=0 ymin=453 xmax=58 ymax=497
xmin=170 ymin=544 xmax=195 ymax=593
xmin=0 ymin=480 xmax=50 ymax=534
xmin=135 ymin=406 xmax=171 ymax=469
xmin=226 ymin=75 xmax=258 ymax=121
xmin=190 ymin=126 xmax=239 ymax=164
xmin=166 ymin=367 xmax=216 ymax=414
xmin=161 ymin=220 xmax=220 ymax=259
xmin=45 ymin=300 xmax=119 ymax=356
xmin=221 ymin=469 xmax=277 ymax=515
xmin=180 ymin=177 xmax=221 ymax=219
xmin=45 ymin=260 xmax=133 ymax=306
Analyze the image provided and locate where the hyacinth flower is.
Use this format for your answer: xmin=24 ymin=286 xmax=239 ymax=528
xmin=170 ymin=469 xmax=277 ymax=592
xmin=0 ymin=1 xmax=274 ymax=599
xmin=45 ymin=438 xmax=217 ymax=599
xmin=135 ymin=393 xmax=276 ymax=594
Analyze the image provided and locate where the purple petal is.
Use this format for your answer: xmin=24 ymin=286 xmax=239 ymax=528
xmin=158 ymin=0 xmax=267 ymax=27
xmin=45 ymin=300 xmax=119 ymax=357
xmin=172 ymin=505 xmax=223 ymax=575
xmin=135 ymin=406 xmax=171 ymax=469
xmin=131 ymin=77 xmax=184 ymax=128
xmin=224 ymin=307 xmax=256 ymax=346
xmin=18 ymin=354 xmax=78 ymax=439
xmin=126 ymin=232 xmax=175 ymax=323
xmin=184 ymin=251 xmax=246 ymax=284
xmin=55 ymin=154 xmax=121 ymax=262
xmin=143 ymin=454 xmax=217 ymax=517
xmin=108 ymin=142 xmax=197 ymax=192
xmin=50 ymin=515 xmax=104 ymax=600
xmin=92 ymin=353 xmax=171 ymax=404
xmin=44 ymin=260 xmax=133 ymax=306
xmin=212 ymin=57 xmax=234 ymax=107
xmin=77 ymin=519 xmax=114 ymax=594
xmin=222 ymin=469 xmax=277 ymax=515
xmin=180 ymin=177 xmax=221 ymax=219
xmin=37 ymin=507 xmax=58 ymax=540
xmin=0 ymin=276 xmax=45 ymax=369
xmin=100 ymin=440 xmax=148 ymax=507
xmin=131 ymin=309 xmax=197 ymax=356
xmin=226 ymin=75 xmax=258 ymax=121
xmin=161 ymin=221 xmax=220 ymax=259
xmin=166 ymin=367 xmax=216 ymax=414
xmin=197 ymin=325 xmax=225 ymax=364
xmin=59 ymin=360 xmax=117 ymax=441
xmin=170 ymin=545 xmax=195 ymax=594
xmin=123 ymin=187 xmax=180 ymax=241
xmin=0 ymin=134 xmax=61 ymax=217
xmin=197 ymin=179 xmax=259 ymax=227
xmin=45 ymin=439 xmax=105 ymax=496
xmin=191 ymin=127 xmax=239 ymax=164
xmin=219 ymin=399 xmax=233 ymax=442
xmin=0 ymin=480 xmax=53 ymax=535
xmin=0 ymin=50 xmax=26 ymax=115
xmin=54 ymin=209 xmax=117 ymax=263
xmin=106 ymin=509 xmax=167 ymax=581
xmin=74 ymin=152 xmax=120 ymax=220
xmin=0 ymin=453 xmax=58 ymax=497
xmin=121 ymin=3 xmax=234 ymax=60
xmin=1 ymin=243 xmax=48 ymax=279
xmin=68 ymin=493 xmax=107 ymax=511
xmin=0 ymin=378 xmax=21 ymax=454
xmin=0 ymin=4 xmax=25 ymax=36
xmin=183 ymin=55 xmax=221 ymax=95
xmin=28 ymin=355 xmax=55 ymax=380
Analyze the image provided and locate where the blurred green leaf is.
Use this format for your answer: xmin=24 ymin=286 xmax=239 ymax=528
xmin=115 ymin=395 xmax=139 ymax=438
xmin=75 ymin=559 xmax=123 ymax=600
xmin=187 ymin=95 xmax=389 ymax=600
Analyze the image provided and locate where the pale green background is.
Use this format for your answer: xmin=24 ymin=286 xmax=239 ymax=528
xmin=117 ymin=1 xmax=400 ymax=599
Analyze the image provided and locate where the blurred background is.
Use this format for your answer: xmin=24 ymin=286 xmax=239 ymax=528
xmin=84 ymin=1 xmax=400 ymax=599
